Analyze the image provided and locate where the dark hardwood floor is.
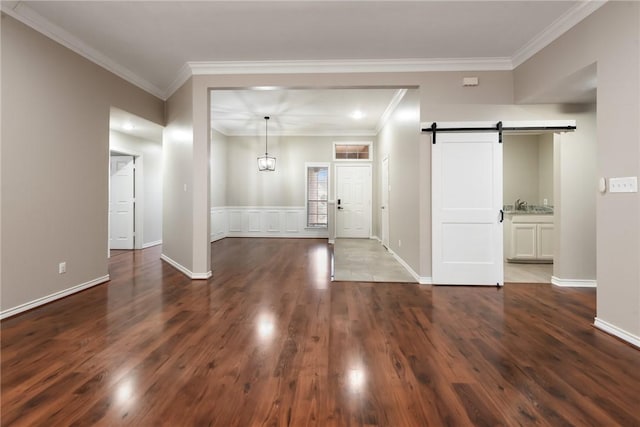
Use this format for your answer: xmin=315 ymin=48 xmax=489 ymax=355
xmin=2 ymin=238 xmax=639 ymax=426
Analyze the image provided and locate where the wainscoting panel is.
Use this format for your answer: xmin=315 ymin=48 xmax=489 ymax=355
xmin=266 ymin=211 xmax=281 ymax=233
xmin=211 ymin=207 xmax=328 ymax=241
xmin=211 ymin=208 xmax=228 ymax=242
xmin=285 ymin=211 xmax=299 ymax=233
xmin=228 ymin=210 xmax=243 ymax=232
xmin=248 ymin=211 xmax=262 ymax=232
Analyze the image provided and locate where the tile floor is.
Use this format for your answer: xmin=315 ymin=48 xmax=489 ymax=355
xmin=333 ymin=238 xmax=416 ymax=283
xmin=504 ymin=261 xmax=553 ymax=283
xmin=333 ymin=238 xmax=552 ymax=284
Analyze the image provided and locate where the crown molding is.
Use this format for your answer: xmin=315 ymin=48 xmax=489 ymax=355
xmin=4 ymin=0 xmax=606 ymax=101
xmin=214 ymin=128 xmax=377 ymax=137
xmin=2 ymin=1 xmax=166 ymax=100
xmin=511 ymin=0 xmax=608 ymax=68
xmin=163 ymin=63 xmax=193 ymax=99
xmin=188 ymin=58 xmax=514 ymax=76
xmin=375 ymin=89 xmax=408 ymax=134
xmin=229 ymin=130 xmax=377 ymax=137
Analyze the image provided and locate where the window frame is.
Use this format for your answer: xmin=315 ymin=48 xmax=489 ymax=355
xmin=333 ymin=141 xmax=373 ymax=162
xmin=305 ymin=162 xmax=330 ymax=229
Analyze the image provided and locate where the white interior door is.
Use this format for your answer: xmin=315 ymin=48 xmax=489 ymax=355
xmin=335 ymin=164 xmax=371 ymax=238
xmin=110 ymin=155 xmax=135 ymax=249
xmin=432 ymin=132 xmax=503 ymax=285
xmin=381 ymin=157 xmax=390 ymax=248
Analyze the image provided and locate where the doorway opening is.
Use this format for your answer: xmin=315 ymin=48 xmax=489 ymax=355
xmin=428 ymin=120 xmax=577 ymax=287
xmin=502 ymin=132 xmax=555 ymax=283
xmin=108 ymin=107 xmax=164 ymax=257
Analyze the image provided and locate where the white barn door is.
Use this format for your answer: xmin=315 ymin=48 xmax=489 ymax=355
xmin=432 ymin=132 xmax=503 ymax=286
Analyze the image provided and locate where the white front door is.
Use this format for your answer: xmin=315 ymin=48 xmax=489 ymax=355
xmin=335 ymin=164 xmax=372 ymax=238
xmin=432 ymin=132 xmax=503 ymax=286
xmin=381 ymin=157 xmax=390 ymax=248
xmin=110 ymin=155 xmax=135 ymax=250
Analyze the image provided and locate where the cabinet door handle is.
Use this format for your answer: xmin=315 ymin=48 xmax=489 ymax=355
xmin=499 ymin=209 xmax=504 ymax=223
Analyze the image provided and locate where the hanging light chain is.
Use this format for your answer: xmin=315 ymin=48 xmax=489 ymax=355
xmin=264 ymin=116 xmax=269 ymax=155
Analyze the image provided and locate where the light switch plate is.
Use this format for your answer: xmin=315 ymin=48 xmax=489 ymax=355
xmin=609 ymin=176 xmax=638 ymax=193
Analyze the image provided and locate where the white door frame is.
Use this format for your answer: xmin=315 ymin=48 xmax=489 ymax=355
xmin=334 ymin=163 xmax=373 ymax=239
xmin=381 ymin=156 xmax=390 ymax=248
xmin=108 ymin=148 xmax=144 ymax=253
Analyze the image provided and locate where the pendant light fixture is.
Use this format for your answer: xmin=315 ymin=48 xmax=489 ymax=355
xmin=257 ymin=116 xmax=276 ymax=171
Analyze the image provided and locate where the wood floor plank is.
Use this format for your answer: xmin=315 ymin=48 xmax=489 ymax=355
xmin=2 ymin=238 xmax=639 ymax=426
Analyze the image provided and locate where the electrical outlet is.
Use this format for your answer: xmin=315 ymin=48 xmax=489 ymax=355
xmin=609 ymin=176 xmax=638 ymax=193
xmin=543 ymin=198 xmax=548 ymax=206
xmin=58 ymin=262 xmax=66 ymax=274
xmin=398 ymin=240 xmax=402 ymax=248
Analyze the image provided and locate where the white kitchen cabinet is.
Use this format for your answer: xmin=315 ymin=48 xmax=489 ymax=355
xmin=536 ymin=223 xmax=554 ymax=260
xmin=511 ymin=223 xmax=537 ymax=259
xmin=505 ymin=214 xmax=554 ymax=262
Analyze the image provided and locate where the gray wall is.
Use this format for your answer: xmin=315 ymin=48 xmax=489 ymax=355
xmin=110 ymin=130 xmax=163 ymax=246
xmin=553 ymin=105 xmax=597 ymax=282
xmin=225 ymin=135 xmax=333 ymax=206
xmin=538 ymin=134 xmax=554 ymax=206
xmin=210 ymin=129 xmax=228 ymax=207
xmin=217 ymin=134 xmax=372 ymax=207
xmin=503 ymin=134 xmax=554 ymax=207
xmin=163 ymin=79 xmax=195 ymax=272
xmin=376 ymin=89 xmax=421 ymax=273
xmin=1 ymin=15 xmax=164 ymax=312
xmin=515 ymin=2 xmax=640 ymax=339
xmin=503 ymin=135 xmax=543 ymax=206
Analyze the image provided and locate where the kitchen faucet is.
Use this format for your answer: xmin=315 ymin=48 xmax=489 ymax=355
xmin=515 ymin=199 xmax=528 ymax=210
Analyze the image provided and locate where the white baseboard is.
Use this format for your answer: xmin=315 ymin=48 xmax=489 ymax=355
xmin=373 ymin=240 xmax=431 ymax=284
xmin=210 ymin=234 xmax=226 ymax=243
xmin=0 ymin=275 xmax=110 ymax=320
xmin=418 ymin=276 xmax=433 ymax=285
xmin=594 ymin=317 xmax=640 ymax=348
xmin=387 ymin=249 xmax=431 ymax=284
xmin=142 ymin=240 xmax=162 ymax=249
xmin=160 ymin=254 xmax=212 ymax=280
xmin=191 ymin=271 xmax=213 ymax=280
xmin=551 ymin=276 xmax=597 ymax=287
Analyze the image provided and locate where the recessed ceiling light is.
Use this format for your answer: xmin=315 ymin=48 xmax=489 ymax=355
xmin=251 ymin=86 xmax=281 ymax=91
xmin=351 ymin=110 xmax=365 ymax=120
xmin=123 ymin=122 xmax=135 ymax=131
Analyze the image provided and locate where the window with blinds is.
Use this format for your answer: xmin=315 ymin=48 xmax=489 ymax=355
xmin=306 ymin=165 xmax=329 ymax=228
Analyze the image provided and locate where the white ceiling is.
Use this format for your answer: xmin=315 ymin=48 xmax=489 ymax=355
xmin=5 ymin=1 xmax=602 ymax=136
xmin=3 ymin=1 xmax=604 ymax=100
xmin=211 ymin=88 xmax=407 ymax=136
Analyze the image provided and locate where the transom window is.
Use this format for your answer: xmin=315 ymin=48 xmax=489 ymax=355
xmin=333 ymin=142 xmax=372 ymax=161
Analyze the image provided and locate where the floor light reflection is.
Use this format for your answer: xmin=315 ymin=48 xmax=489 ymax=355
xmin=348 ymin=368 xmax=366 ymax=393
